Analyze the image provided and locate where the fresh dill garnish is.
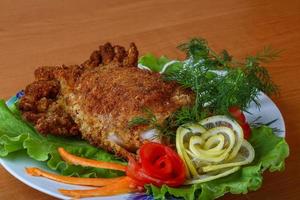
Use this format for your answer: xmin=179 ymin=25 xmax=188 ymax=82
xmin=133 ymin=38 xmax=280 ymax=140
xmin=165 ymin=38 xmax=279 ymax=120
xmin=165 ymin=106 xmax=208 ymax=128
xmin=250 ymin=116 xmax=283 ymax=134
xmin=127 ymin=108 xmax=179 ymax=143
xmin=128 ymin=117 xmax=150 ymax=128
xmin=128 ymin=108 xmax=157 ymax=128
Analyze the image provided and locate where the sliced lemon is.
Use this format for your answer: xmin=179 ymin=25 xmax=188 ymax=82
xmin=202 ymin=140 xmax=255 ymax=172
xmin=185 ymin=166 xmax=240 ymax=185
xmin=176 ymin=115 xmax=255 ymax=185
xmin=199 ymin=115 xmax=244 ymax=160
xmin=176 ymin=124 xmax=206 ymax=178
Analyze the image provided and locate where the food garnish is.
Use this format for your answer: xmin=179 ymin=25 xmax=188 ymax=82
xmin=58 ymin=176 xmax=137 ymax=198
xmin=126 ymin=142 xmax=186 ymax=187
xmin=26 ymin=167 xmax=125 ymax=186
xmin=58 ymin=147 xmax=127 ymax=172
xmin=27 ymin=165 xmax=140 ymax=198
xmin=228 ymin=106 xmax=251 ymax=139
xmin=176 ymin=116 xmax=255 ymax=184
xmin=139 ymin=39 xmax=279 ymax=129
xmin=27 ymin=147 xmax=139 ymax=198
xmin=27 ymin=143 xmax=185 ymax=198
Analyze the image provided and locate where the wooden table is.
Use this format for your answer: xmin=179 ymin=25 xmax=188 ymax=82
xmin=0 ymin=0 xmax=299 ymax=199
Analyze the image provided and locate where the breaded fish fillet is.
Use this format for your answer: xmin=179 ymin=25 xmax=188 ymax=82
xmin=19 ymin=42 xmax=193 ymax=159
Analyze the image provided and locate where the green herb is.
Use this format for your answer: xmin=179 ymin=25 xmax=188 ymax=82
xmin=138 ymin=53 xmax=170 ymax=72
xmin=128 ymin=108 xmax=158 ymax=128
xmin=128 ymin=108 xmax=181 ymax=143
xmin=128 ymin=117 xmax=150 ymax=128
xmin=165 ymin=38 xmax=279 ymax=118
xmin=250 ymin=116 xmax=283 ymax=134
xmin=138 ymin=38 xmax=279 ymax=140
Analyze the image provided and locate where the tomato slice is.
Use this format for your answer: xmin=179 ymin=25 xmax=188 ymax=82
xmin=228 ymin=106 xmax=246 ymax=124
xmin=228 ymin=106 xmax=251 ymax=140
xmin=241 ymin=122 xmax=251 ymax=140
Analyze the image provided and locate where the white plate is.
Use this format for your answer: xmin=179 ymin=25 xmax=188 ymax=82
xmin=0 ymin=92 xmax=285 ymax=200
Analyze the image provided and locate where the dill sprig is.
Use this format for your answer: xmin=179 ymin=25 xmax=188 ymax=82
xmin=128 ymin=117 xmax=150 ymax=128
xmin=128 ymin=108 xmax=177 ymax=143
xmin=131 ymin=38 xmax=279 ymax=141
xmin=165 ymin=38 xmax=279 ymax=121
xmin=128 ymin=108 xmax=157 ymax=128
xmin=250 ymin=116 xmax=283 ymax=134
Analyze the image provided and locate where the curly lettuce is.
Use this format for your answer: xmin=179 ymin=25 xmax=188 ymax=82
xmin=138 ymin=53 xmax=182 ymax=74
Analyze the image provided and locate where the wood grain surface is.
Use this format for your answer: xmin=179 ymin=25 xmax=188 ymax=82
xmin=0 ymin=0 xmax=299 ymax=199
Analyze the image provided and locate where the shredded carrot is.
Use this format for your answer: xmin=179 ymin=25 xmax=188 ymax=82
xmin=58 ymin=147 xmax=127 ymax=172
xmin=26 ymin=167 xmax=125 ymax=187
xmin=59 ymin=176 xmax=138 ymax=198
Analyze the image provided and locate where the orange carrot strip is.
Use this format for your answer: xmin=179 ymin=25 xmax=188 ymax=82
xmin=59 ymin=176 xmax=138 ymax=198
xmin=58 ymin=147 xmax=127 ymax=172
xmin=26 ymin=167 xmax=125 ymax=187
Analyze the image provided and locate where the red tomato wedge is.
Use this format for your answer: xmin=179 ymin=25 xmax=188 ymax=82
xmin=228 ymin=106 xmax=246 ymax=124
xmin=241 ymin=122 xmax=251 ymax=140
xmin=229 ymin=106 xmax=251 ymax=140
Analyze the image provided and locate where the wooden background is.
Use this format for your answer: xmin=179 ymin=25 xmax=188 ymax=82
xmin=0 ymin=0 xmax=299 ymax=199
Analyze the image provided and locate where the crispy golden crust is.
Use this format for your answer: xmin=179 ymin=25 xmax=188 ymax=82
xmin=34 ymin=66 xmax=59 ymax=81
xmin=23 ymin=80 xmax=60 ymax=100
xmin=77 ymin=66 xmax=180 ymax=117
xmin=19 ymin=70 xmax=80 ymax=136
xmin=35 ymin=102 xmax=80 ymax=137
xmin=19 ymin=42 xmax=193 ymax=160
xmin=81 ymin=42 xmax=138 ymax=69
xmin=58 ymin=64 xmax=192 ymax=159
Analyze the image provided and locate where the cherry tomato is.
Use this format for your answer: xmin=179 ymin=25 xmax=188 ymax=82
xmin=229 ymin=106 xmax=251 ymax=140
xmin=241 ymin=122 xmax=251 ymax=140
xmin=228 ymin=106 xmax=246 ymax=124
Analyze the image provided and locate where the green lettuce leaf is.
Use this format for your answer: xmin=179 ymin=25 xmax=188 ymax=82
xmin=0 ymin=100 xmax=125 ymax=178
xmin=138 ymin=53 xmax=182 ymax=74
xmin=146 ymin=126 xmax=289 ymax=200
